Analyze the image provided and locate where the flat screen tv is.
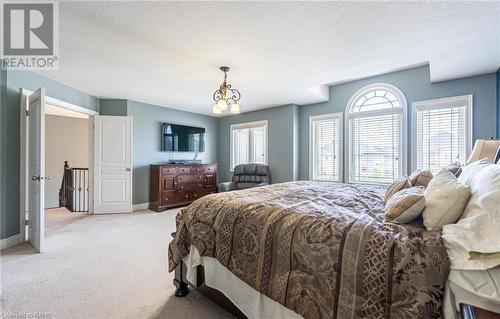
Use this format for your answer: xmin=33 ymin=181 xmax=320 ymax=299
xmin=161 ymin=123 xmax=205 ymax=152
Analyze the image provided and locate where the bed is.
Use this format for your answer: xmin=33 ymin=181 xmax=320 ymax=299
xmin=168 ymin=181 xmax=450 ymax=319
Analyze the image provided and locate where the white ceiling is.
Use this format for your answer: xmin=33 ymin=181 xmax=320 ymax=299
xmin=39 ymin=1 xmax=500 ymax=116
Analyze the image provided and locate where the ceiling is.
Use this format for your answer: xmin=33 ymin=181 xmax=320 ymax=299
xmin=39 ymin=1 xmax=500 ymax=116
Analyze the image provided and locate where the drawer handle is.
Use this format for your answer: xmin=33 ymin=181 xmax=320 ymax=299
xmin=199 ymin=184 xmax=202 ymax=187
xmin=185 ymin=194 xmax=189 ymax=198
xmin=194 ymin=194 xmax=197 ymax=197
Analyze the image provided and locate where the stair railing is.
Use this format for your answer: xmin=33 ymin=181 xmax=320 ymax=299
xmin=59 ymin=161 xmax=89 ymax=212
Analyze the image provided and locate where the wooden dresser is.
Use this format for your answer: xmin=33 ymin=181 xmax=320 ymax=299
xmin=149 ymin=163 xmax=217 ymax=212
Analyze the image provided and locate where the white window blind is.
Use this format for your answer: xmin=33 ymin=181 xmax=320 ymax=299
xmin=310 ymin=114 xmax=342 ymax=181
xmin=350 ymin=113 xmax=402 ymax=183
xmin=414 ymin=96 xmax=472 ymax=174
xmin=347 ymin=84 xmax=407 ymax=184
xmin=230 ymin=121 xmax=268 ymax=170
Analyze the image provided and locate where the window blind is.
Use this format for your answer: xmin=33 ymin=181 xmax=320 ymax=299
xmin=231 ymin=121 xmax=267 ymax=169
xmin=350 ymin=113 xmax=402 ymax=183
xmin=311 ymin=115 xmax=341 ymax=181
xmin=416 ymin=104 xmax=468 ymax=173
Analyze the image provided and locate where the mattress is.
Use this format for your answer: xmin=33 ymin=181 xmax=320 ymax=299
xmin=185 ymin=245 xmax=302 ymax=319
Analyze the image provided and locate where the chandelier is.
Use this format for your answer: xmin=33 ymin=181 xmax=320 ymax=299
xmin=212 ymin=66 xmax=241 ymax=114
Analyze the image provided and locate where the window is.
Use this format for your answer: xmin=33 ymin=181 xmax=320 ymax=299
xmin=413 ymin=95 xmax=472 ymax=174
xmin=347 ymin=83 xmax=407 ymax=184
xmin=230 ymin=120 xmax=268 ymax=170
xmin=310 ymin=113 xmax=342 ymax=181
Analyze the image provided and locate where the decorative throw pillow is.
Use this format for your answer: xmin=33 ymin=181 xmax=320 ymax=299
xmin=411 ymin=170 xmax=433 ymax=188
xmin=384 ymin=177 xmax=411 ymax=203
xmin=408 ymin=169 xmax=421 ymax=185
xmin=384 ymin=186 xmax=425 ymax=223
xmin=446 ymin=162 xmax=462 ymax=177
xmin=422 ymin=169 xmax=471 ymax=231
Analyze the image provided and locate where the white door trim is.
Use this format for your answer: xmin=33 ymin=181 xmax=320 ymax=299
xmin=21 ymin=89 xmax=98 ymax=116
xmin=20 ymin=88 xmax=97 ymax=248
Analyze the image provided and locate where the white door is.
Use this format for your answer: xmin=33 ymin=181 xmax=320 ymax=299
xmin=93 ymin=116 xmax=133 ymax=214
xmin=28 ymin=88 xmax=46 ymax=252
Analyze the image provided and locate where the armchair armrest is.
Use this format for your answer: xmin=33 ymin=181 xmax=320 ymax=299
xmin=218 ymin=182 xmax=236 ymax=192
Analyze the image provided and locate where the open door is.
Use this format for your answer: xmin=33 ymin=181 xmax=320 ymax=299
xmin=93 ymin=116 xmax=133 ymax=214
xmin=28 ymin=88 xmax=46 ymax=252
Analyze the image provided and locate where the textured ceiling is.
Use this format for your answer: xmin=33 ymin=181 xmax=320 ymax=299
xmin=39 ymin=1 xmax=500 ymax=115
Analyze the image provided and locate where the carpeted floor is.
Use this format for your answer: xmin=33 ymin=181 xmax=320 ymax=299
xmin=0 ymin=208 xmax=234 ymax=319
xmin=45 ymin=207 xmax=88 ymax=234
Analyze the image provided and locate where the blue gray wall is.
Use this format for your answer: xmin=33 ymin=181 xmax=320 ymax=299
xmin=298 ymin=65 xmax=498 ymax=180
xmin=217 ymin=104 xmax=299 ymax=183
xmin=125 ymin=100 xmax=218 ymax=204
xmin=99 ymin=99 xmax=127 ymax=116
xmin=1 ymin=70 xmax=99 ymax=239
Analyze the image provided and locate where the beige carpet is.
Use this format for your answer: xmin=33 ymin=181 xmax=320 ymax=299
xmin=45 ymin=207 xmax=88 ymax=234
xmin=0 ymin=208 xmax=234 ymax=319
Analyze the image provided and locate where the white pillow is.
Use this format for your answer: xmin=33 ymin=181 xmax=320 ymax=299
xmin=442 ymin=164 xmax=500 ymax=270
xmin=422 ymin=169 xmax=471 ymax=231
xmin=458 ymin=159 xmax=492 ymax=186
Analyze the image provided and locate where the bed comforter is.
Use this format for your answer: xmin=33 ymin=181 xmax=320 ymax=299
xmin=169 ymin=181 xmax=449 ymax=319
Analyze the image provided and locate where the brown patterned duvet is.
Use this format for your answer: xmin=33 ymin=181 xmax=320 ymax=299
xmin=168 ymin=181 xmax=449 ymax=319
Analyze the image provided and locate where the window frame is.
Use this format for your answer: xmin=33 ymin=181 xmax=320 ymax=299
xmin=411 ymin=94 xmax=473 ymax=172
xmin=309 ymin=112 xmax=343 ymax=182
xmin=345 ymin=83 xmax=408 ymax=184
xmin=229 ymin=120 xmax=268 ymax=172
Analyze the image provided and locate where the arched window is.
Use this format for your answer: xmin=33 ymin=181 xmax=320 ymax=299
xmin=346 ymin=83 xmax=407 ymax=183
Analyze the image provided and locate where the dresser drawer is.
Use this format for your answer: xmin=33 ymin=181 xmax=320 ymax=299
xmin=161 ymin=191 xmax=190 ymax=205
xmin=160 ymin=191 xmax=176 ymax=205
xmin=194 ymin=174 xmax=205 ymax=182
xmin=161 ymin=167 xmax=176 ymax=175
xmin=204 ymin=165 xmax=216 ymax=174
xmin=161 ymin=177 xmax=175 ymax=191
xmin=191 ymin=166 xmax=204 ymax=174
xmin=191 ymin=189 xmax=217 ymax=201
xmin=178 ymin=166 xmax=192 ymax=174
xmin=176 ymin=182 xmax=204 ymax=191
xmin=177 ymin=175 xmax=194 ymax=184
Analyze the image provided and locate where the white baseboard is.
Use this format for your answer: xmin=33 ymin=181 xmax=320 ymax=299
xmin=1 ymin=233 xmax=24 ymax=250
xmin=133 ymin=203 xmax=150 ymax=211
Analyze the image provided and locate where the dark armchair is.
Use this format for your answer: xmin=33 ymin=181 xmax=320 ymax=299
xmin=218 ymin=164 xmax=270 ymax=192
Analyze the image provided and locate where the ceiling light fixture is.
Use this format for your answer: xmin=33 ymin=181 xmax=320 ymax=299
xmin=212 ymin=66 xmax=241 ymax=114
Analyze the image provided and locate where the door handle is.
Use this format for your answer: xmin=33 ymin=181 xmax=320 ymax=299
xmin=126 ymin=168 xmax=131 ymax=171
xmin=31 ymin=176 xmax=50 ymax=181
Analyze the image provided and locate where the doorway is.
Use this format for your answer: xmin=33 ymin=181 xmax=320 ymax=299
xmin=20 ymin=88 xmax=97 ymax=252
xmin=45 ymin=105 xmax=90 ymax=234
xmin=21 ymin=88 xmax=134 ymax=253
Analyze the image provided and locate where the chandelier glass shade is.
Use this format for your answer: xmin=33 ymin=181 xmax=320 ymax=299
xmin=212 ymin=66 xmax=241 ymax=114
